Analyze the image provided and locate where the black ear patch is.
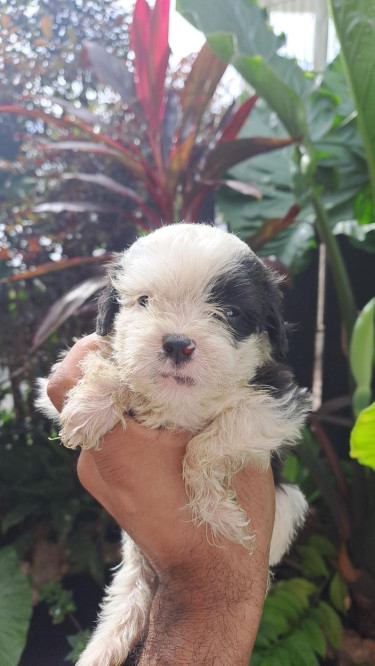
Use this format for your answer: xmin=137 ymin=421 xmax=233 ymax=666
xmin=264 ymin=278 xmax=288 ymax=360
xmin=96 ymin=282 xmax=119 ymax=336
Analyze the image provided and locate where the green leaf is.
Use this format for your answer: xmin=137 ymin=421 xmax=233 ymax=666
xmin=308 ymin=534 xmax=336 ymax=558
xmin=349 ymin=297 xmax=375 ymax=414
xmin=281 ymin=454 xmax=299 ymax=483
xmin=1 ymin=500 xmax=41 ymax=533
xmin=334 ymin=221 xmax=375 ymax=253
xmin=232 ymin=55 xmax=309 ymax=142
xmin=283 ymin=631 xmax=320 ymax=666
xmin=329 ymin=572 xmax=350 ymax=613
xmin=0 ymin=547 xmax=33 ymax=666
xmin=261 ymin=606 xmax=290 ymax=636
xmin=276 ymin=578 xmax=317 ymax=610
xmin=40 ymin=582 xmax=76 ymax=625
xmin=318 ymin=601 xmax=343 ymax=649
xmin=350 ymin=401 xmax=375 ymax=470
xmin=300 ymin=618 xmax=327 ymax=657
xmin=267 ymin=590 xmax=304 ymax=623
xmin=177 ymin=0 xmax=313 ymax=146
xmin=296 ymin=545 xmax=329 ymax=579
xmin=65 ymin=630 xmax=91 ymax=663
xmin=329 ymin=0 xmax=375 ymax=211
xmin=270 ymin=646 xmax=293 ymax=666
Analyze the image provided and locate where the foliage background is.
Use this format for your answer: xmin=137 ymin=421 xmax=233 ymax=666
xmin=0 ymin=0 xmax=375 ymax=664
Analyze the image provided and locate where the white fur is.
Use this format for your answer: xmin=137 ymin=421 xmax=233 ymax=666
xmin=36 ymin=223 xmax=309 ymax=666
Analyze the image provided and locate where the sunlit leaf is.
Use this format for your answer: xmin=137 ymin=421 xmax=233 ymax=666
xmin=350 ymin=401 xmax=375 ymax=470
xmin=329 ymin=0 xmax=375 ymax=210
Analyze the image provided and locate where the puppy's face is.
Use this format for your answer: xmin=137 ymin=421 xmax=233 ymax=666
xmin=97 ymin=224 xmax=287 ymax=422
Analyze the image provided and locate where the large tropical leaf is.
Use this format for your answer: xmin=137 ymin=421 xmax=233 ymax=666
xmin=177 ymin=0 xmax=312 ymax=143
xmin=0 ymin=547 xmax=32 ymax=666
xmin=329 ymin=0 xmax=375 ymax=210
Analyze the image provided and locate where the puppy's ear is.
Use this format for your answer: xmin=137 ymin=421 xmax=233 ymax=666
xmin=96 ymin=282 xmax=119 ymax=336
xmin=264 ymin=281 xmax=288 ymax=360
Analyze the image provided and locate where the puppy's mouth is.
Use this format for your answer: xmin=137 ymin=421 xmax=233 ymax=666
xmin=159 ymin=373 xmax=195 ymax=387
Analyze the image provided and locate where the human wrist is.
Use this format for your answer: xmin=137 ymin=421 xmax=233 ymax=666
xmin=138 ymin=574 xmax=262 ymax=666
xmin=137 ymin=544 xmax=268 ymax=666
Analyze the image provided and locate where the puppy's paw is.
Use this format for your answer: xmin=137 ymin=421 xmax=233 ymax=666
xmin=59 ymin=399 xmax=126 ymax=450
xmin=184 ymin=460 xmax=254 ymax=550
xmin=189 ymin=484 xmax=254 ymax=550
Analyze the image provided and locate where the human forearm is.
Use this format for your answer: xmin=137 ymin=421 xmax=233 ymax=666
xmin=138 ymin=468 xmax=273 ymax=666
xmin=139 ymin=571 xmax=267 ymax=666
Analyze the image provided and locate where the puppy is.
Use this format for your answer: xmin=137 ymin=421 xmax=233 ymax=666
xmin=37 ymin=222 xmax=310 ymax=666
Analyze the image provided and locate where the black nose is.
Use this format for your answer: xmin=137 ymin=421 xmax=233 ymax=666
xmin=162 ymin=334 xmax=195 ymax=364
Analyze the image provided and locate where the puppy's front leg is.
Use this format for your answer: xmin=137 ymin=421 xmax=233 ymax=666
xmin=183 ymin=415 xmax=257 ymax=550
xmin=59 ymin=350 xmax=129 ymax=450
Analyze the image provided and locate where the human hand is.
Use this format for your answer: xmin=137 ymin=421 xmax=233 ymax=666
xmin=47 ymin=335 xmax=275 ymax=664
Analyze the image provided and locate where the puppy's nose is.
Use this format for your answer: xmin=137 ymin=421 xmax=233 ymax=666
xmin=162 ymin=334 xmax=195 ymax=364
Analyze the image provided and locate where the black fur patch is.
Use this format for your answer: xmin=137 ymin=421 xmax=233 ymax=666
xmin=207 ymin=257 xmax=288 ymax=358
xmin=251 ymin=362 xmax=311 ymax=486
xmin=96 ymin=283 xmax=120 ymax=336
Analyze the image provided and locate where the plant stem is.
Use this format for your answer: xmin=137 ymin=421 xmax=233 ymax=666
xmin=308 ymin=184 xmax=357 ymax=348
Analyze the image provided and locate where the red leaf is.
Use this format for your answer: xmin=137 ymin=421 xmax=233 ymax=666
xmin=32 ymin=276 xmax=106 ymax=349
xmin=0 ymin=105 xmax=148 ymax=179
xmin=246 ymin=204 xmax=301 ymax=251
xmin=201 ymin=136 xmax=295 ymax=179
xmin=38 ymin=140 xmax=146 ymax=179
xmin=178 ymin=43 xmax=227 ymax=142
xmin=166 ymin=131 xmax=196 ymax=195
xmin=81 ymin=41 xmax=136 ymax=103
xmin=0 ymin=255 xmax=111 ymax=284
xmin=220 ymin=95 xmax=258 ymax=142
xmin=130 ymin=0 xmax=170 ymax=138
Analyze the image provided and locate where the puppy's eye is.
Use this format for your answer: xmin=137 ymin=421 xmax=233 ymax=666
xmin=224 ymin=306 xmax=241 ymax=318
xmin=137 ymin=295 xmax=149 ymax=307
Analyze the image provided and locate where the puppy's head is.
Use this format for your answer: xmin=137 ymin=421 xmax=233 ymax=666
xmin=96 ymin=223 xmax=287 ymax=422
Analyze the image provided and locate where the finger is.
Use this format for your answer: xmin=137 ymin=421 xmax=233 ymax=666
xmin=47 ymin=333 xmax=99 ymax=410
